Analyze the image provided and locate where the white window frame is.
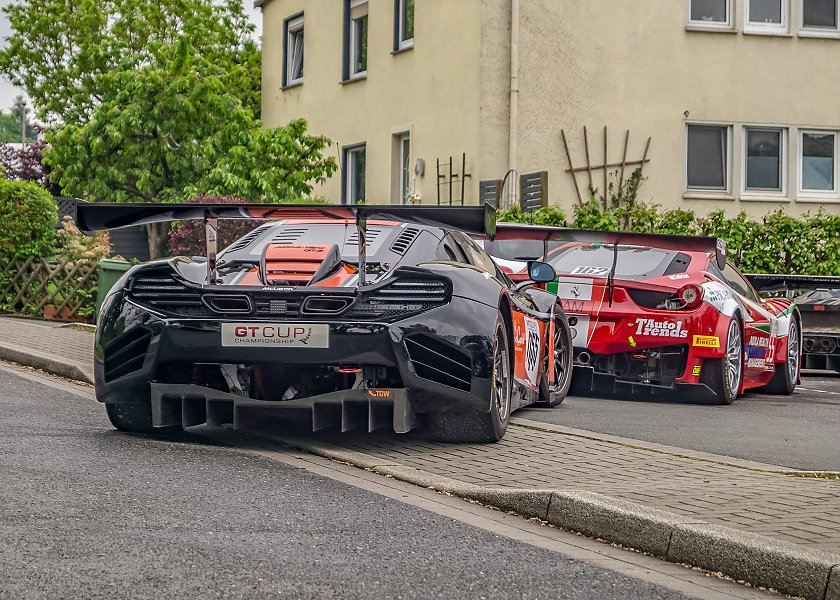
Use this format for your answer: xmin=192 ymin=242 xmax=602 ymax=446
xmin=348 ymin=0 xmax=369 ymax=79
xmin=744 ymin=0 xmax=790 ymax=34
xmin=685 ymin=123 xmax=732 ymax=194
xmin=397 ymin=0 xmax=415 ymax=49
xmin=343 ymin=144 xmax=366 ymax=205
xmin=686 ymin=0 xmax=734 ymax=29
xmin=800 ymin=0 xmax=840 ymax=36
xmin=798 ymin=129 xmax=840 ymax=198
xmin=284 ymin=15 xmax=304 ymax=87
xmin=399 ymin=133 xmax=411 ymax=203
xmin=742 ymin=126 xmax=787 ymax=196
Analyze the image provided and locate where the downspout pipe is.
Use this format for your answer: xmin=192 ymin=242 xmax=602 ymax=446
xmin=509 ymin=0 xmax=519 ymax=173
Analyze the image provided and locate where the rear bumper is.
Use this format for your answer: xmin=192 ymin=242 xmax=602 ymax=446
xmin=569 ymin=365 xmax=717 ymax=402
xmin=801 ymin=331 xmax=840 ymax=371
xmin=94 ymin=294 xmax=498 ymax=419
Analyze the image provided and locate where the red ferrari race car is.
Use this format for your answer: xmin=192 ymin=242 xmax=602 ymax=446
xmin=488 ymin=226 xmax=802 ymax=404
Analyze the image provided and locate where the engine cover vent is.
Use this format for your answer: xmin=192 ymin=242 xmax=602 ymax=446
xmin=390 ymin=227 xmax=421 ymax=255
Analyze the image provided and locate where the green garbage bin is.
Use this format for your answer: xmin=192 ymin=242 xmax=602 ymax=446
xmin=96 ymin=258 xmax=132 ymax=318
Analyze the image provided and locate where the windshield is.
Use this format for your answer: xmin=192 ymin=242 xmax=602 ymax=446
xmin=546 ymin=245 xmax=687 ymax=281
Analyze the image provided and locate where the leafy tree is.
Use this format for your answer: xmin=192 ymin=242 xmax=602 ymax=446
xmin=0 ymin=0 xmax=260 ymax=125
xmin=44 ymin=40 xmax=337 ymax=259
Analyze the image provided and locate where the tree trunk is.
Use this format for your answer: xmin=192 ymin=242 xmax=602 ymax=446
xmin=146 ymin=222 xmax=170 ymax=260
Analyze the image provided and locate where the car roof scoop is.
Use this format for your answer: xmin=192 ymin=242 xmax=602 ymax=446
xmin=260 ymin=243 xmax=342 ymax=286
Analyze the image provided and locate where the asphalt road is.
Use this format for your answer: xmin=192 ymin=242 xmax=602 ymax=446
xmin=519 ymin=371 xmax=840 ymax=472
xmin=0 ymin=367 xmax=709 ymax=600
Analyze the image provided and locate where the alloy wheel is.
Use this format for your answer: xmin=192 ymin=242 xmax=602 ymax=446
xmin=491 ymin=329 xmax=511 ymax=423
xmin=726 ymin=319 xmax=742 ymax=398
xmin=787 ymin=321 xmax=800 ymax=382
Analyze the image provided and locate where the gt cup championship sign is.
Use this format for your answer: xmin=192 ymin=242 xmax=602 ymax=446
xmin=221 ymin=323 xmax=329 ymax=348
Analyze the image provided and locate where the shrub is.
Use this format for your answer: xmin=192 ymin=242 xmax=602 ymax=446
xmin=0 ymin=179 xmax=56 ymax=263
xmin=53 ymin=216 xmax=111 ymax=318
xmin=167 ymin=196 xmax=261 ymax=257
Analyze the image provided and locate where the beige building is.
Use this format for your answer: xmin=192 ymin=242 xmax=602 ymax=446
xmin=258 ymin=0 xmax=840 ymax=217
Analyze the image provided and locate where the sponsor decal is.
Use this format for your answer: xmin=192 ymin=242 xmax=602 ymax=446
xmin=221 ymin=323 xmax=329 ymax=348
xmin=747 ymin=336 xmax=769 ymax=348
xmin=524 ymin=317 xmax=541 ymax=386
xmin=706 ymin=289 xmax=731 ymax=303
xmin=692 ymin=335 xmax=720 ymax=348
xmin=571 ymin=266 xmax=611 ymax=276
xmin=668 ymin=273 xmax=690 ymax=281
xmin=692 ymin=365 xmax=702 ymax=377
xmin=367 ymin=390 xmax=392 ymax=398
xmin=562 ymin=299 xmax=586 ymax=313
xmin=633 ymin=318 xmax=689 ymax=338
xmin=746 ymin=357 xmax=765 ymax=368
xmin=261 ymin=287 xmax=295 ymax=291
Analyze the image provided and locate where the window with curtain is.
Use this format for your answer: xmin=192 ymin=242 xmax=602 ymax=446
xmin=687 ymin=124 xmax=730 ymax=191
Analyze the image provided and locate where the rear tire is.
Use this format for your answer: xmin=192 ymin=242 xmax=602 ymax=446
xmin=428 ymin=320 xmax=512 ymax=443
xmin=759 ymin=319 xmax=800 ymax=395
xmin=701 ymin=316 xmax=743 ymax=405
xmin=105 ymin=396 xmax=182 ymax=434
xmin=535 ymin=313 xmax=574 ymax=407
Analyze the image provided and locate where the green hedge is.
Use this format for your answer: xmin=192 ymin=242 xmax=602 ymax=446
xmin=0 ymin=179 xmax=56 ymax=263
xmin=499 ymin=200 xmax=840 ymax=275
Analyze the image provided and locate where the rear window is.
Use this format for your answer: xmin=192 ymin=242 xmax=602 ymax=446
xmin=483 ymin=239 xmax=562 ymax=261
xmin=546 ymin=245 xmax=688 ymax=281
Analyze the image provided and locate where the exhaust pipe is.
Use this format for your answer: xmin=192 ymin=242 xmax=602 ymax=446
xmin=803 ymin=337 xmax=817 ymax=353
xmin=577 ymin=351 xmax=591 ymax=365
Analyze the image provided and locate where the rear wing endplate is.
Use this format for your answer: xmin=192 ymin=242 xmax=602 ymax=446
xmin=489 ymin=223 xmax=728 ymax=270
xmin=745 ymin=273 xmax=840 ymax=292
xmin=75 ymin=200 xmax=497 ymax=286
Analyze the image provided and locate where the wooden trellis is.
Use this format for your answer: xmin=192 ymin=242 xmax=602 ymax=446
xmin=0 ymin=257 xmax=99 ymax=321
xmin=561 ymin=126 xmax=652 ymax=205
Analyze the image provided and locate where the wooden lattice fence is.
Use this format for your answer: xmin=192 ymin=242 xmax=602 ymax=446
xmin=0 ymin=257 xmax=99 ymax=321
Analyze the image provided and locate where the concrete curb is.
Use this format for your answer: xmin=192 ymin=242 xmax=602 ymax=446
xmin=277 ymin=435 xmax=840 ymax=600
xmin=0 ymin=343 xmax=94 ymax=385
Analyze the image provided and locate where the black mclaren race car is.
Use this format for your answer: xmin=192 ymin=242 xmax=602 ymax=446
xmin=76 ymin=202 xmax=574 ymax=443
xmin=747 ymin=274 xmax=840 ymax=373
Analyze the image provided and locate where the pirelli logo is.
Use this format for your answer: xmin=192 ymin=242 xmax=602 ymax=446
xmin=692 ymin=335 xmax=720 ymax=348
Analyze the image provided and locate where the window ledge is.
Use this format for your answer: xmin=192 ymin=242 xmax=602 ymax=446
xmin=683 ymin=192 xmax=736 ymax=201
xmin=799 ymin=29 xmax=840 ymax=39
xmin=740 ymin=194 xmax=790 ymax=202
xmin=281 ymin=81 xmax=303 ymax=91
xmin=391 ymin=42 xmax=415 ymax=55
xmin=796 ymin=195 xmax=840 ymax=203
xmin=743 ymin=29 xmax=793 ymax=37
xmin=685 ymin=24 xmax=738 ymax=33
xmin=340 ymin=73 xmax=367 ymax=85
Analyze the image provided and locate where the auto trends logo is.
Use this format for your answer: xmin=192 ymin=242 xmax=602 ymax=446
xmin=633 ymin=318 xmax=688 ymax=338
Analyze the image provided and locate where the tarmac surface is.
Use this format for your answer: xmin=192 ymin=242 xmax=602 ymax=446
xmin=0 ymin=366 xmax=713 ymax=600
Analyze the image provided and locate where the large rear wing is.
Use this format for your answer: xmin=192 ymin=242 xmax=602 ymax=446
xmin=490 ymin=223 xmax=728 ymax=270
xmin=75 ymin=200 xmax=497 ymax=285
xmin=745 ymin=273 xmax=840 ymax=292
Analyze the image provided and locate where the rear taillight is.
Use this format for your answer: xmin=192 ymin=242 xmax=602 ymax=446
xmin=678 ymin=284 xmax=704 ymax=309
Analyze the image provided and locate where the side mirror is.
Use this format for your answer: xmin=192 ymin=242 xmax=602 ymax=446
xmin=527 ymin=260 xmax=556 ymax=284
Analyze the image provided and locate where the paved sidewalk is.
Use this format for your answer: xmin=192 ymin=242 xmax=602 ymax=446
xmin=0 ymin=318 xmax=94 ymax=383
xmin=1 ymin=315 xmax=839 ymax=598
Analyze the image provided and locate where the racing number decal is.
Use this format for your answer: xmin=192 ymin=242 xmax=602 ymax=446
xmin=512 ymin=311 xmax=544 ymax=391
xmin=524 ymin=317 xmax=540 ymax=387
